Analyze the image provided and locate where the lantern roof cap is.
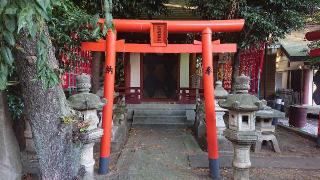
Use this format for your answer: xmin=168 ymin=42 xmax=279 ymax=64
xmin=68 ymin=74 xmax=106 ymax=110
xmin=215 ymin=81 xmax=228 ymax=99
xmin=218 ymin=74 xmax=265 ymax=111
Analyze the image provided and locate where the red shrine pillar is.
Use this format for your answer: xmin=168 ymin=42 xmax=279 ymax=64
xmin=99 ymin=29 xmax=116 ymax=174
xmin=202 ymin=27 xmax=220 ymax=179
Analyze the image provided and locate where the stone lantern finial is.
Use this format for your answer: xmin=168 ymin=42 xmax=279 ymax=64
xmin=76 ymin=74 xmax=91 ymax=93
xmin=215 ymin=80 xmax=228 ymax=99
xmin=218 ymin=75 xmax=264 ymax=111
xmin=68 ymin=74 xmax=105 ymax=111
xmin=235 ymin=74 xmax=250 ymax=93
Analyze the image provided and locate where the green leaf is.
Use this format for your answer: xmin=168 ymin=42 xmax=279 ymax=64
xmin=35 ymin=4 xmax=49 ymax=20
xmin=29 ymin=23 xmax=38 ymax=38
xmin=35 ymin=0 xmax=49 ymax=13
xmin=0 ymin=62 xmax=9 ymax=90
xmin=17 ymin=6 xmax=33 ymax=33
xmin=4 ymin=15 xmax=16 ymax=32
xmin=92 ymin=26 xmax=100 ymax=37
xmin=50 ymin=0 xmax=61 ymax=6
xmin=4 ymin=6 xmax=17 ymax=15
xmin=3 ymin=31 xmax=15 ymax=46
xmin=0 ymin=0 xmax=8 ymax=14
xmin=0 ymin=46 xmax=14 ymax=66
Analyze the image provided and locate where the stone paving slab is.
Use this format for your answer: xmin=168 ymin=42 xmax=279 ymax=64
xmin=97 ymin=126 xmax=320 ymax=180
xmin=189 ymin=153 xmax=320 ymax=170
xmin=107 ymin=127 xmax=211 ymax=180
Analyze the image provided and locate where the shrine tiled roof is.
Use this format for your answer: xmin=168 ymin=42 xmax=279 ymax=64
xmin=279 ymin=24 xmax=320 ymax=61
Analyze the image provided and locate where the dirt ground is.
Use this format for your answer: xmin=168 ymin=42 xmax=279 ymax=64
xmin=217 ymin=126 xmax=320 ymax=157
xmin=221 ymin=168 xmax=320 ymax=180
xmin=256 ymin=126 xmax=320 ymax=157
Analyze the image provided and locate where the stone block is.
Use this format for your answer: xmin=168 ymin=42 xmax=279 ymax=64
xmin=186 ymin=110 xmax=195 ymax=121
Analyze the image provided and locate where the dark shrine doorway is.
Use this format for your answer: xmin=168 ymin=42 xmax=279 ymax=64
xmin=142 ymin=53 xmax=179 ymax=101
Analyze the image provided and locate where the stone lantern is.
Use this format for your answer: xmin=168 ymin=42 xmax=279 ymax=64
xmin=68 ymin=74 xmax=105 ymax=179
xmin=214 ymin=80 xmax=229 ymax=138
xmin=219 ymin=74 xmax=264 ymax=180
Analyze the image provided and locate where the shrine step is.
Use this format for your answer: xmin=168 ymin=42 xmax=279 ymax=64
xmin=134 ymin=109 xmax=186 ymax=116
xmin=127 ymin=103 xmax=195 ymax=110
xmin=132 ymin=115 xmax=191 ymax=127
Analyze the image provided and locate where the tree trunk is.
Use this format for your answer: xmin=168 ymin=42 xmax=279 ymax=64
xmin=15 ymin=25 xmax=81 ymax=180
xmin=231 ymin=50 xmax=240 ymax=93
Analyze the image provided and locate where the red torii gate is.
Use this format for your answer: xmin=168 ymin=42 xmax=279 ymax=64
xmin=81 ymin=19 xmax=244 ymax=179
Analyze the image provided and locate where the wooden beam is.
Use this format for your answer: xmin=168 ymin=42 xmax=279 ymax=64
xmin=82 ymin=40 xmax=237 ymax=53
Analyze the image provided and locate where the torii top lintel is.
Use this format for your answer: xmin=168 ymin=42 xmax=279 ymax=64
xmin=81 ymin=19 xmax=245 ymax=53
xmin=99 ymin=19 xmax=245 ymax=33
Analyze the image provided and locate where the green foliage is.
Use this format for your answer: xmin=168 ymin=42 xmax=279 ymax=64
xmin=188 ymin=0 xmax=320 ymax=48
xmin=112 ymin=0 xmax=169 ymax=19
xmin=77 ymin=121 xmax=90 ymax=133
xmin=48 ymin=0 xmax=104 ymax=72
xmin=6 ymin=92 xmax=24 ymax=120
xmin=104 ymin=0 xmax=113 ymax=30
xmin=60 ymin=115 xmax=76 ymax=124
xmin=0 ymin=0 xmax=61 ymax=90
xmin=35 ymin=32 xmax=61 ymax=89
xmin=70 ymin=0 xmax=168 ymax=19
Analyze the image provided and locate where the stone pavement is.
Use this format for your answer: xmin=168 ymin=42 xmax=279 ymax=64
xmin=103 ymin=127 xmax=211 ymax=180
xmin=95 ymin=125 xmax=320 ymax=180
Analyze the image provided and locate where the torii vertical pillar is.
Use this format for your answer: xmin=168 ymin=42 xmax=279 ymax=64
xmin=99 ymin=29 xmax=116 ymax=174
xmin=202 ymin=28 xmax=220 ymax=179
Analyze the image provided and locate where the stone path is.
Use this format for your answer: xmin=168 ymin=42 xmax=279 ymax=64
xmin=105 ymin=127 xmax=211 ymax=180
xmin=95 ymin=125 xmax=320 ymax=180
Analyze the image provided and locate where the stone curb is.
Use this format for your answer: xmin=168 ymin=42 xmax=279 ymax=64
xmin=189 ymin=153 xmax=320 ymax=170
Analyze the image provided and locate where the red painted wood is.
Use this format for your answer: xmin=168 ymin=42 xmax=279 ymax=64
xmin=150 ymin=23 xmax=168 ymax=47
xmin=202 ymin=28 xmax=219 ymax=160
xmin=82 ymin=41 xmax=237 ymax=53
xmin=98 ymin=19 xmax=244 ymax=33
xmin=100 ymin=30 xmax=116 ymax=158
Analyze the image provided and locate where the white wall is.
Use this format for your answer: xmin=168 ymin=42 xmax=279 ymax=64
xmin=180 ymin=53 xmax=189 ymax=88
xmin=281 ymin=71 xmax=288 ymax=89
xmin=130 ymin=53 xmax=140 ymax=87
